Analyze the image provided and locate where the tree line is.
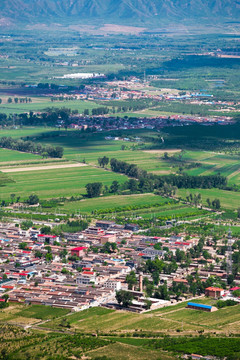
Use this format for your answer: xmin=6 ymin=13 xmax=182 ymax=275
xmin=110 ymin=158 xmax=227 ymax=190
xmin=84 ymin=158 xmax=227 ymax=199
xmin=0 ymin=137 xmax=64 ymax=158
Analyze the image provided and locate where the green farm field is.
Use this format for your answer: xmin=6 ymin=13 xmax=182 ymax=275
xmin=4 ymin=127 xmax=240 ymax=179
xmin=0 ymin=303 xmax=70 ymax=326
xmin=87 ymin=342 xmax=174 ymax=360
xmin=0 ymin=127 xmax=240 ymax=213
xmin=0 ymin=98 xmax=100 ymax=115
xmin=25 ymin=130 xmax=240 ymax=182
xmin=0 ymin=165 xmax=128 ymax=200
xmin=39 ymin=299 xmax=240 ymax=335
xmin=0 ymin=126 xmax=57 ymax=139
xmin=178 ymin=188 xmax=240 ymax=210
xmin=60 ymin=193 xmax=166 ymax=213
xmin=0 ymin=148 xmax=41 ymax=162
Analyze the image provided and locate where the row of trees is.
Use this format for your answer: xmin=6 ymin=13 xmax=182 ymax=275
xmin=85 ymin=180 xmax=123 ymax=198
xmin=0 ymin=137 xmax=63 ymax=158
xmin=110 ymin=158 xmax=227 ymax=190
xmin=186 ymin=193 xmax=221 ymax=210
xmin=0 ymin=97 xmax=32 ymax=104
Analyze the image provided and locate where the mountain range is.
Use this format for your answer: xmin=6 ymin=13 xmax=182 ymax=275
xmin=1 ymin=0 xmax=240 ymax=27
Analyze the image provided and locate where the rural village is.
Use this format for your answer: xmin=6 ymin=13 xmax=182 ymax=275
xmin=0 ymin=218 xmax=239 ymax=313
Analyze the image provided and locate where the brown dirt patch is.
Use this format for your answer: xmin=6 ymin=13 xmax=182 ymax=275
xmin=143 ymin=149 xmax=181 ymax=154
xmin=1 ymin=163 xmax=88 ymax=173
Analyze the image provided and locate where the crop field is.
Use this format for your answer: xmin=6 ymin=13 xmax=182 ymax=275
xmin=1 ymin=127 xmax=240 ymax=213
xmin=59 ymin=195 xmax=208 ymax=219
xmin=0 ymin=148 xmax=41 ymax=162
xmin=40 ymin=300 xmax=240 ymax=335
xmin=178 ymin=188 xmax=240 ymax=210
xmin=0 ymin=126 xmax=56 ymax=139
xmin=7 ymin=127 xmax=240 ymax=182
xmin=0 ymin=165 xmax=128 ymax=200
xmin=87 ymin=342 xmax=174 ymax=360
xmin=137 ymin=205 xmax=208 ymax=220
xmin=29 ymin=130 xmax=240 ymax=182
xmin=1 ymin=301 xmax=239 ymax=360
xmin=0 ymin=303 xmax=70 ymax=325
xmin=183 ymin=151 xmax=240 ymax=179
xmin=0 ymin=98 xmax=100 ymax=115
xmin=61 ymin=193 xmax=167 ymax=213
xmin=0 ymin=324 xmax=113 ymax=360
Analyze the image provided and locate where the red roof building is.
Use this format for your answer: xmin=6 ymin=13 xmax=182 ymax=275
xmin=71 ymin=246 xmax=87 ymax=257
xmin=37 ymin=234 xmax=59 ymax=244
xmin=205 ymin=287 xmax=224 ymax=298
xmin=230 ymin=286 xmax=240 ymax=291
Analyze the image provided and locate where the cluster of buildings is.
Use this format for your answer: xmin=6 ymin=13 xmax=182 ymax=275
xmin=0 ymin=220 xmax=239 ymax=312
xmin=66 ymin=112 xmax=234 ymax=134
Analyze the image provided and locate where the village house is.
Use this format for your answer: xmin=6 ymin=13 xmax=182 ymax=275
xmin=205 ymin=286 xmax=224 ymax=298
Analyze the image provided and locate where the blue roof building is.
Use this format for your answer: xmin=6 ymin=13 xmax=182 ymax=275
xmin=187 ymin=302 xmax=215 ymax=312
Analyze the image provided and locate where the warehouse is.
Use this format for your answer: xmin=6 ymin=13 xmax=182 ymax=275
xmin=187 ymin=302 xmax=217 ymax=312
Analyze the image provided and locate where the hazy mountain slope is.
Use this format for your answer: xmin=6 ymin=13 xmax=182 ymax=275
xmin=1 ymin=0 xmax=240 ymax=25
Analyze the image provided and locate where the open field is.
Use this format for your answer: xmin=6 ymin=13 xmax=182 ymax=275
xmin=26 ymin=130 xmax=240 ymax=183
xmin=0 ymin=126 xmax=57 ymax=139
xmin=4 ymin=128 xmax=240 ymax=180
xmin=0 ymin=98 xmax=100 ymax=115
xmin=61 ymin=193 xmax=167 ymax=213
xmin=178 ymin=188 xmax=240 ymax=210
xmin=1 ymin=128 xmax=240 ymax=213
xmin=1 ymin=162 xmax=87 ymax=173
xmin=0 ymin=303 xmax=70 ymax=325
xmin=0 ymin=148 xmax=41 ymax=162
xmin=0 ymin=165 xmax=128 ymax=200
xmin=87 ymin=342 xmax=174 ymax=360
xmin=39 ymin=299 xmax=240 ymax=335
xmin=1 ymin=301 xmax=239 ymax=359
xmin=58 ymin=193 xmax=205 ymax=218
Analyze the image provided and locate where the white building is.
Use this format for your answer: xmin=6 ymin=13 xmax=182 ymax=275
xmin=77 ymin=272 xmax=97 ymax=286
xmin=104 ymin=280 xmax=121 ymax=291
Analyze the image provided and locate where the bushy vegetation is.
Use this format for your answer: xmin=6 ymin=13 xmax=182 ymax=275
xmin=110 ymin=158 xmax=227 ymax=189
xmin=0 ymin=324 xmax=112 ymax=360
xmin=0 ymin=136 xmax=63 ymax=158
xmin=146 ymin=336 xmax=240 ymax=360
xmin=216 ymin=299 xmax=238 ymax=308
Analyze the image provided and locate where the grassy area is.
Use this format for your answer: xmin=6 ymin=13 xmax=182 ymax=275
xmin=0 ymin=324 xmax=112 ymax=360
xmin=87 ymin=341 xmax=175 ymax=360
xmin=178 ymin=188 xmax=240 ymax=210
xmin=1 ymin=302 xmax=239 ymax=359
xmin=0 ymin=165 xmax=128 ymax=200
xmin=16 ymin=304 xmax=70 ymax=320
xmin=61 ymin=193 xmax=167 ymax=213
xmin=0 ymin=303 xmax=70 ymax=325
xmin=0 ymin=148 xmax=41 ymax=162
xmin=0 ymin=126 xmax=56 ymax=139
xmin=41 ymin=300 xmax=240 ymax=335
xmin=1 ymin=127 xmax=240 ymax=215
xmin=0 ymin=99 xmax=100 ymax=115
